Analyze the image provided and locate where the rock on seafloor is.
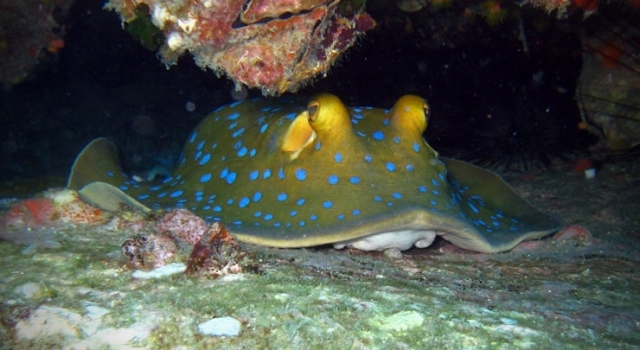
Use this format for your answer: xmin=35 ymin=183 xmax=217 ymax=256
xmin=198 ymin=317 xmax=242 ymax=337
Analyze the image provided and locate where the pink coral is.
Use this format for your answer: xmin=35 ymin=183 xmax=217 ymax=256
xmin=155 ymin=209 xmax=208 ymax=245
xmin=48 ymin=190 xmax=110 ymax=225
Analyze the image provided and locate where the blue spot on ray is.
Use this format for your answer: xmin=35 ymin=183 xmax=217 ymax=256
xmin=249 ymin=170 xmax=259 ymax=181
xmin=253 ymin=192 xmax=262 ymax=202
xmin=239 ymin=197 xmax=250 ymax=208
xmin=295 ymin=168 xmax=307 ymax=181
xmin=328 ymin=174 xmax=339 ymax=185
xmin=277 ymin=193 xmax=288 ymax=201
xmin=199 ymin=154 xmax=212 ymax=165
xmin=372 ymin=131 xmax=384 ymax=140
xmin=334 ymin=153 xmax=343 ymax=163
xmin=386 ymin=162 xmax=397 ymax=172
xmin=323 ymin=201 xmax=333 ymax=209
xmin=232 ymin=127 xmax=245 ymax=138
xmin=170 ymin=190 xmax=184 ymax=198
xmin=226 ymin=172 xmax=237 ymax=184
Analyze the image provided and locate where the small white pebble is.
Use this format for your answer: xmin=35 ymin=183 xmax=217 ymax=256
xmin=132 ymin=263 xmax=186 ymax=279
xmin=198 ymin=316 xmax=241 ymax=337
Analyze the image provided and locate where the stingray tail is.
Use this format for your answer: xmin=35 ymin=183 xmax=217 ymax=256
xmin=67 ymin=138 xmax=151 ymax=213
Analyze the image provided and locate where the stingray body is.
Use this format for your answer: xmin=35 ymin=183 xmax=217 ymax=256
xmin=68 ymin=94 xmax=560 ymax=252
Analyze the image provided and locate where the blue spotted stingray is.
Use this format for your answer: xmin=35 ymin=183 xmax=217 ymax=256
xmin=67 ymin=94 xmax=560 ymax=252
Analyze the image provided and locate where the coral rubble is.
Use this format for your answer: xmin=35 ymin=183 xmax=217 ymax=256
xmin=185 ymin=221 xmax=249 ymax=278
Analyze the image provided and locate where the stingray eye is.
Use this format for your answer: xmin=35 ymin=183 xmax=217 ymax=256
xmin=423 ymin=102 xmax=430 ymax=118
xmin=307 ymin=101 xmax=320 ymax=123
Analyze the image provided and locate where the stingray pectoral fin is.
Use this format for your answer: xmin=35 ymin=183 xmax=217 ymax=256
xmin=441 ymin=157 xmax=561 ymax=252
xmin=78 ymin=182 xmax=151 ymax=213
xmin=68 ymin=138 xmax=123 ymax=190
xmin=67 ymin=137 xmax=151 ymax=213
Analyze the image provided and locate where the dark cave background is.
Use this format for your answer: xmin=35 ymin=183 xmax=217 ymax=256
xmin=0 ymin=0 xmax=597 ymax=186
